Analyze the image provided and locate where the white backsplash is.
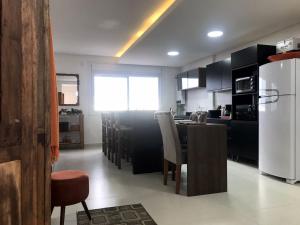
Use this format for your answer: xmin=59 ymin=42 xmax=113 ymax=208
xmin=214 ymin=91 xmax=232 ymax=108
xmin=185 ymin=89 xmax=231 ymax=112
xmin=186 ymin=88 xmax=213 ymax=112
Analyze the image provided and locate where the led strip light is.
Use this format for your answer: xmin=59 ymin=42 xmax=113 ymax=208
xmin=115 ymin=0 xmax=176 ymax=58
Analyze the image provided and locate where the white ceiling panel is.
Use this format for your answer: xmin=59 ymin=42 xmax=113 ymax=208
xmin=51 ymin=0 xmax=300 ymax=67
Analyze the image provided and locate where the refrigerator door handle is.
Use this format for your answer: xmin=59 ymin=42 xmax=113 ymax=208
xmin=259 ymin=88 xmax=280 ymax=96
xmin=259 ymin=96 xmax=279 ymax=105
xmin=259 ymin=89 xmax=280 ymax=104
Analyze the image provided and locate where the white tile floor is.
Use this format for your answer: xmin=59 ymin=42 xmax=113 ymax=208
xmin=51 ymin=145 xmax=300 ymax=225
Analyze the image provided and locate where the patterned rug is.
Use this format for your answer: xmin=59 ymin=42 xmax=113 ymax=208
xmin=77 ymin=204 xmax=157 ymax=225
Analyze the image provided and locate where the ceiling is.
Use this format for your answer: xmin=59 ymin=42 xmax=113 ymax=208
xmin=50 ymin=0 xmax=164 ymax=56
xmin=51 ymin=0 xmax=300 ymax=67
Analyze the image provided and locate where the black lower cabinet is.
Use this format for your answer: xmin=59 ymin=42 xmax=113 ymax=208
xmin=195 ymin=119 xmax=259 ymax=164
xmin=231 ymin=120 xmax=258 ymax=163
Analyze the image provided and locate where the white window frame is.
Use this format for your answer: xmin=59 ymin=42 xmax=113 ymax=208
xmin=92 ymin=65 xmax=161 ymax=112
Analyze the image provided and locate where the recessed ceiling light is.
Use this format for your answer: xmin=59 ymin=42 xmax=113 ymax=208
xmin=207 ymin=30 xmax=223 ymax=38
xmin=167 ymin=51 xmax=179 ymax=56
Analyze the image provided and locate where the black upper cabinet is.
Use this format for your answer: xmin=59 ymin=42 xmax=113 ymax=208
xmin=231 ymin=45 xmax=276 ymax=70
xmin=177 ymin=72 xmax=188 ymax=90
xmin=206 ymin=60 xmax=232 ymax=92
xmin=221 ymin=60 xmax=232 ymax=90
xmin=188 ymin=68 xmax=206 ymax=88
xmin=207 ymin=62 xmax=222 ymax=91
xmin=177 ymin=68 xmax=206 ymax=90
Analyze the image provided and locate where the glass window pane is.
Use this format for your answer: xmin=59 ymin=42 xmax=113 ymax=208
xmin=129 ymin=77 xmax=159 ymax=110
xmin=94 ymin=76 xmax=128 ymax=111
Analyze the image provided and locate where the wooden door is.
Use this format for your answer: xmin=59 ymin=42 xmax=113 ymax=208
xmin=0 ymin=0 xmax=51 ymax=225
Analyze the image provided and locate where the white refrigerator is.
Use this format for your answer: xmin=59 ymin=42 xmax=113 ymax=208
xmin=259 ymin=58 xmax=300 ymax=184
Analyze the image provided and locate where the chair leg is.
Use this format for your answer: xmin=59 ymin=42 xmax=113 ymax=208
xmin=163 ymin=159 xmax=168 ymax=185
xmin=81 ymin=201 xmax=92 ymax=221
xmin=172 ymin=164 xmax=175 ymax=181
xmin=127 ymin=133 xmax=132 ymax=162
xmin=108 ymin=138 xmax=111 ymax=160
xmin=175 ymin=164 xmax=181 ymax=194
xmin=117 ymin=136 xmax=122 ymax=169
xmin=60 ymin=206 xmax=65 ymax=225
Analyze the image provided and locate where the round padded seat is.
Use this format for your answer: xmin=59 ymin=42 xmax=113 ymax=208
xmin=51 ymin=170 xmax=89 ymax=206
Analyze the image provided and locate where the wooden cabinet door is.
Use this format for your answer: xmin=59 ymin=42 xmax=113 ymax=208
xmin=0 ymin=0 xmax=51 ymax=225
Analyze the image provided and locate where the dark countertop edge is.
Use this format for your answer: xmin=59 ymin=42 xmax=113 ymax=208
xmin=207 ymin=118 xmax=232 ymax=121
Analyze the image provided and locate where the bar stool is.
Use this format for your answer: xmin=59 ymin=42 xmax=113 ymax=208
xmin=115 ymin=125 xmax=132 ymax=169
xmin=51 ymin=170 xmax=92 ymax=225
xmin=107 ymin=112 xmax=116 ymax=162
xmin=101 ymin=112 xmax=108 ymax=156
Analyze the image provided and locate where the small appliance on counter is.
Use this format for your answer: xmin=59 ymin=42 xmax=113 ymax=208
xmin=268 ymin=38 xmax=300 ymax=62
xmin=219 ymin=105 xmax=232 ymax=120
xmin=207 ymin=109 xmax=221 ymax=119
xmin=276 ymin=37 xmax=300 ymax=53
xmin=224 ymin=105 xmax=232 ymax=116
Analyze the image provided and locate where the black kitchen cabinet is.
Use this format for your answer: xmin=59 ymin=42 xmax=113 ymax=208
xmin=206 ymin=119 xmax=258 ymax=162
xmin=177 ymin=72 xmax=188 ymax=90
xmin=187 ymin=68 xmax=206 ymax=88
xmin=206 ymin=61 xmax=222 ymax=91
xmin=231 ymin=120 xmax=258 ymax=163
xmin=221 ymin=60 xmax=232 ymax=90
xmin=229 ymin=44 xmax=276 ymax=164
xmin=206 ymin=60 xmax=232 ymax=91
xmin=177 ymin=68 xmax=206 ymax=90
xmin=231 ymin=44 xmax=276 ymax=70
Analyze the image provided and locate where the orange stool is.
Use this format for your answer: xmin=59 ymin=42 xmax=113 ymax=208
xmin=51 ymin=170 xmax=91 ymax=225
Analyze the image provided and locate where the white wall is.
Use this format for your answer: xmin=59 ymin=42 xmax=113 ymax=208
xmin=55 ymin=53 xmax=179 ymax=144
xmin=182 ymin=23 xmax=300 ymax=110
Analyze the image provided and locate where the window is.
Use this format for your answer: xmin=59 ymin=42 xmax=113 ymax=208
xmin=129 ymin=77 xmax=159 ymax=110
xmin=93 ymin=75 xmax=159 ymax=111
xmin=94 ymin=76 xmax=128 ymax=111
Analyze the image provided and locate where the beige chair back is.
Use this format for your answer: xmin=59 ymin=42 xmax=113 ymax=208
xmin=155 ymin=112 xmax=182 ymax=164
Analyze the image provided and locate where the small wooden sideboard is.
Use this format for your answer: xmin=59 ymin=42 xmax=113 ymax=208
xmin=59 ymin=114 xmax=84 ymax=149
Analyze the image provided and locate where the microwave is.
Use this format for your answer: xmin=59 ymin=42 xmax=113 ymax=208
xmin=235 ymin=76 xmax=255 ymax=94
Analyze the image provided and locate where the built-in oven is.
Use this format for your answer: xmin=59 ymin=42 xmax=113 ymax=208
xmin=235 ymin=76 xmax=256 ymax=94
xmin=235 ymin=104 xmax=257 ymax=121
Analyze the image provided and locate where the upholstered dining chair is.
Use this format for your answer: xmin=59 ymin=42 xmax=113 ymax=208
xmin=155 ymin=112 xmax=187 ymax=194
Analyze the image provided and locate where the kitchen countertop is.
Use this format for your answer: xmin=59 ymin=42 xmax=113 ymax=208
xmin=207 ymin=117 xmax=231 ymax=121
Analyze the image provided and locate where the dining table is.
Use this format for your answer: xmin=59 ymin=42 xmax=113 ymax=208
xmin=175 ymin=120 xmax=227 ymax=196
